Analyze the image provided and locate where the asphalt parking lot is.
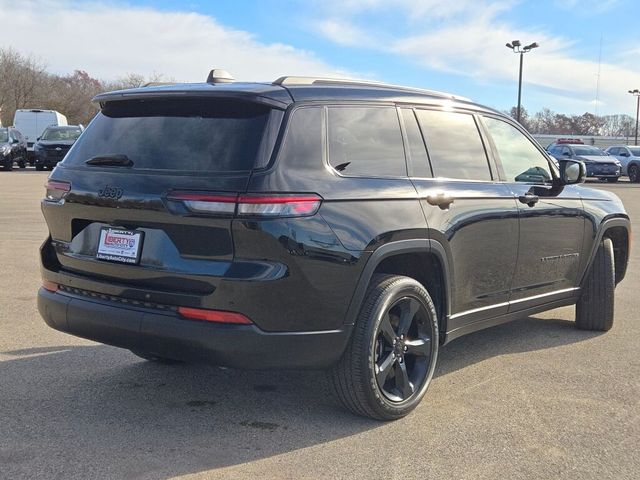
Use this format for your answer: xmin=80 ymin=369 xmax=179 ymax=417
xmin=1 ymin=170 xmax=638 ymax=480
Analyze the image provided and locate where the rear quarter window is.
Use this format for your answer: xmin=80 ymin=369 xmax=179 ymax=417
xmin=62 ymin=98 xmax=274 ymax=172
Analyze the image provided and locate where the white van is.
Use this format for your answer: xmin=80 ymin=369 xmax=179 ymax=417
xmin=13 ymin=109 xmax=68 ymax=161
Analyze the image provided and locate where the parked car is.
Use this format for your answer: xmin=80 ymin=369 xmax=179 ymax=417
xmin=0 ymin=127 xmax=28 ymax=171
xmin=13 ymin=109 xmax=68 ymax=164
xmin=604 ymin=145 xmax=640 ymax=182
xmin=547 ymin=140 xmax=621 ymax=182
xmin=34 ymin=125 xmax=83 ymax=171
xmin=37 ymin=72 xmax=631 ymax=420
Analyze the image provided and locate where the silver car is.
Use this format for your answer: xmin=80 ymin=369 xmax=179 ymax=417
xmin=605 ymin=145 xmax=640 ymax=182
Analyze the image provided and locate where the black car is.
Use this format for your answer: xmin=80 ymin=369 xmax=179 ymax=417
xmin=38 ymin=72 xmax=631 ymax=420
xmin=547 ymin=141 xmax=621 ymax=182
xmin=34 ymin=125 xmax=83 ymax=171
xmin=0 ymin=127 xmax=28 ymax=170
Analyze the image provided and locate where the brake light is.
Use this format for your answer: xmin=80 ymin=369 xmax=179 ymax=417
xmin=178 ymin=307 xmax=252 ymax=324
xmin=44 ymin=180 xmax=71 ymax=202
xmin=167 ymin=192 xmax=322 ymax=217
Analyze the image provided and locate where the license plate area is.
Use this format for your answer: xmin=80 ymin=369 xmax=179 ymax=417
xmin=96 ymin=227 xmax=144 ymax=265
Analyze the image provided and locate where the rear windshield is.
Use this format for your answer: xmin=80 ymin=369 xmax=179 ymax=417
xmin=63 ymin=98 xmax=273 ymax=172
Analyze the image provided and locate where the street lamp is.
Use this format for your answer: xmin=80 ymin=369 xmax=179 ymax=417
xmin=506 ymin=40 xmax=539 ymax=123
xmin=629 ymin=89 xmax=640 ymax=146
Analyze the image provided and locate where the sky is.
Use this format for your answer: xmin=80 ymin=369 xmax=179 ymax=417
xmin=1 ymin=0 xmax=639 ymax=116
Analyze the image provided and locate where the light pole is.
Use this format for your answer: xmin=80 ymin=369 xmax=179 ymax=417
xmin=629 ymin=89 xmax=640 ymax=146
xmin=506 ymin=40 xmax=539 ymax=123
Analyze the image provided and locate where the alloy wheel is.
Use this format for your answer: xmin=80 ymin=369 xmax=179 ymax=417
xmin=373 ymin=296 xmax=434 ymax=403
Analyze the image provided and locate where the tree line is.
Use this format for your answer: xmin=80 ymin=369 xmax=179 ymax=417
xmin=0 ymin=48 xmax=169 ymax=126
xmin=507 ymin=106 xmax=636 ymax=137
xmin=1 ymin=47 xmax=636 ymax=137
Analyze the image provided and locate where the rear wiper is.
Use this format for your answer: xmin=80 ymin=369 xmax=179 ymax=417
xmin=85 ymin=154 xmax=134 ymax=167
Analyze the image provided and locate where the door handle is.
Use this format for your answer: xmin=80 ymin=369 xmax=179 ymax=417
xmin=518 ymin=194 xmax=539 ymax=207
xmin=426 ymin=193 xmax=454 ymax=209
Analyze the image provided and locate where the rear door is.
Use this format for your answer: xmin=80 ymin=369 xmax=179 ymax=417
xmin=406 ymin=107 xmax=519 ymax=330
xmin=42 ymin=97 xmax=281 ymax=298
xmin=479 ymin=115 xmax=585 ymax=310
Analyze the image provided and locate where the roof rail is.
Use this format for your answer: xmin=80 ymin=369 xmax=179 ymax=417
xmin=272 ymin=76 xmax=471 ymax=101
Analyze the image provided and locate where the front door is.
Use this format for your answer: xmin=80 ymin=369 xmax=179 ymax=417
xmin=480 ymin=115 xmax=585 ymax=310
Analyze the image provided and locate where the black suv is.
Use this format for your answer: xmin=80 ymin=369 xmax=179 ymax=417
xmin=38 ymin=73 xmax=631 ymax=420
xmin=34 ymin=125 xmax=83 ymax=171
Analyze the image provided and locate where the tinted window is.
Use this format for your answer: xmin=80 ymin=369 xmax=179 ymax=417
xmin=63 ymin=99 xmax=272 ymax=172
xmin=401 ymin=108 xmax=431 ymax=177
xmin=328 ymin=107 xmax=406 ymax=177
xmin=416 ymin=110 xmax=491 ymax=180
xmin=483 ymin=117 xmax=552 ymax=183
xmin=278 ymin=107 xmax=322 ymax=167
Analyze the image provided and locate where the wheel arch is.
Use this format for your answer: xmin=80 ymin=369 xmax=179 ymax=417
xmin=344 ymin=240 xmax=452 ymax=344
xmin=581 ymin=216 xmax=631 ymax=286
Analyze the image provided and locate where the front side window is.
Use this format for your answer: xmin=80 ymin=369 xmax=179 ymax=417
xmin=483 ymin=116 xmax=552 ymax=183
xmin=327 ymin=106 xmax=406 ymax=177
xmin=415 ymin=109 xmax=491 ymax=181
xmin=608 ymin=147 xmax=619 ymax=155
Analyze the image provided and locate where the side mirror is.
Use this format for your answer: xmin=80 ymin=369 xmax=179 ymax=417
xmin=558 ymin=159 xmax=585 ymax=185
xmin=36 ymin=137 xmax=41 ymax=141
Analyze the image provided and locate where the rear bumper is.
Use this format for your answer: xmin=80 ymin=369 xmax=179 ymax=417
xmin=38 ymin=288 xmax=351 ymax=369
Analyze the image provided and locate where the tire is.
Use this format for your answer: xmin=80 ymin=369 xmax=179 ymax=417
xmin=606 ymin=177 xmax=619 ymax=183
xmin=629 ymin=164 xmax=640 ymax=183
xmin=129 ymin=349 xmax=184 ymax=365
xmin=35 ymin=164 xmax=44 ymax=171
xmin=2 ymin=159 xmax=12 ymax=171
xmin=576 ymin=237 xmax=615 ymax=331
xmin=330 ymin=274 xmax=439 ymax=420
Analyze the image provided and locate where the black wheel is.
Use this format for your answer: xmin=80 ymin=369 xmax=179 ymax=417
xmin=35 ymin=164 xmax=44 ymax=171
xmin=629 ymin=165 xmax=640 ymax=183
xmin=2 ymin=159 xmax=12 ymax=171
xmin=330 ymin=274 xmax=438 ymax=420
xmin=576 ymin=238 xmax=615 ymax=331
xmin=606 ymin=177 xmax=619 ymax=183
xmin=129 ymin=349 xmax=184 ymax=365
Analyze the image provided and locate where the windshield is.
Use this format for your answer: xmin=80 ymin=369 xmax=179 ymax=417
xmin=630 ymin=147 xmax=640 ymax=156
xmin=573 ymin=146 xmax=606 ymax=156
xmin=63 ymin=98 xmax=273 ymax=172
xmin=41 ymin=127 xmax=82 ymax=141
xmin=0 ymin=129 xmax=7 ymax=143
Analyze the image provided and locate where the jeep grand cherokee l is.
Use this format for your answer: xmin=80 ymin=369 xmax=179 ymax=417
xmin=38 ymin=72 xmax=631 ymax=420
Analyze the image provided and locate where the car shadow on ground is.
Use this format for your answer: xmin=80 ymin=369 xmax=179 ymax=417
xmin=0 ymin=311 xmax=602 ymax=479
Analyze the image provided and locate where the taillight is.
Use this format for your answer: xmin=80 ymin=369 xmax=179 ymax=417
xmin=44 ymin=180 xmax=71 ymax=202
xmin=178 ymin=307 xmax=252 ymax=324
xmin=167 ymin=192 xmax=322 ymax=218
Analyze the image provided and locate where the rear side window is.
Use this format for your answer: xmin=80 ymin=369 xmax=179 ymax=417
xmin=327 ymin=106 xmax=406 ymax=177
xmin=415 ymin=110 xmax=491 ymax=181
xmin=63 ymin=98 xmax=274 ymax=172
xmin=483 ymin=117 xmax=552 ymax=183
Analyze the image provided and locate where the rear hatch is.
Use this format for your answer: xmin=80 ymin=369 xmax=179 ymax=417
xmin=42 ymin=96 xmax=283 ymax=299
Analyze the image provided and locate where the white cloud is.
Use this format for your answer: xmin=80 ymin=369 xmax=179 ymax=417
xmin=314 ymin=0 xmax=640 ymax=114
xmin=1 ymin=0 xmax=349 ymax=82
